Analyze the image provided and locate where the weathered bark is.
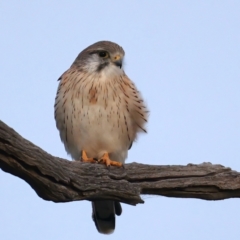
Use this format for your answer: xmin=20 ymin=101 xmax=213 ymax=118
xmin=1 ymin=120 xmax=240 ymax=206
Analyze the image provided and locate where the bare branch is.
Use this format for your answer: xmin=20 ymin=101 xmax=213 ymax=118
xmin=1 ymin=120 xmax=240 ymax=206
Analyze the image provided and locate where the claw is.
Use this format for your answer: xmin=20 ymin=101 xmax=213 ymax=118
xmin=81 ymin=150 xmax=97 ymax=163
xmin=98 ymin=152 xmax=122 ymax=167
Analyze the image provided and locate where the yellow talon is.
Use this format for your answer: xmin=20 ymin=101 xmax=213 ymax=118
xmin=81 ymin=150 xmax=96 ymax=163
xmin=98 ymin=152 xmax=122 ymax=167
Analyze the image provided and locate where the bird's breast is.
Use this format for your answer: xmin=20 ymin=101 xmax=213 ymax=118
xmin=55 ymin=73 xmax=135 ymax=161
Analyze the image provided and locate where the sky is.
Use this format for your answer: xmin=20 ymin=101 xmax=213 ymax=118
xmin=1 ymin=1 xmax=240 ymax=239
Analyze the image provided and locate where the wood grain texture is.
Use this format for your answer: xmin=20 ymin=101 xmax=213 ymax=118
xmin=1 ymin=120 xmax=240 ymax=206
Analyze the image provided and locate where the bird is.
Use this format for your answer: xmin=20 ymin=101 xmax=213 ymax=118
xmin=54 ymin=41 xmax=148 ymax=234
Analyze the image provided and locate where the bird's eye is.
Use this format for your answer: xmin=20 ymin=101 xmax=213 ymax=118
xmin=98 ymin=51 xmax=108 ymax=58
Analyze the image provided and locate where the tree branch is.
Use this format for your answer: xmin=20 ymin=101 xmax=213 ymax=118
xmin=1 ymin=120 xmax=240 ymax=206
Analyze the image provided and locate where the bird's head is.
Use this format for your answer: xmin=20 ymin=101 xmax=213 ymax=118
xmin=72 ymin=41 xmax=125 ymax=76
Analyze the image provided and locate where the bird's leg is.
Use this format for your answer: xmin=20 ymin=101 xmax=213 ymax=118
xmin=98 ymin=152 xmax=122 ymax=167
xmin=81 ymin=150 xmax=97 ymax=163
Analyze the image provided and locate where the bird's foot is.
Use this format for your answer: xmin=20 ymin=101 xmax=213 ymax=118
xmin=98 ymin=153 xmax=122 ymax=167
xmin=81 ymin=150 xmax=97 ymax=163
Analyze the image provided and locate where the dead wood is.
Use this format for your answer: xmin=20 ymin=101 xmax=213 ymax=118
xmin=1 ymin=120 xmax=240 ymax=205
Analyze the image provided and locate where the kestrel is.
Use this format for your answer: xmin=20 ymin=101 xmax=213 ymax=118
xmin=54 ymin=41 xmax=148 ymax=234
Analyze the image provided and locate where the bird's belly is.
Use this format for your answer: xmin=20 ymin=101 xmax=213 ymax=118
xmin=65 ymin=103 xmax=131 ymax=163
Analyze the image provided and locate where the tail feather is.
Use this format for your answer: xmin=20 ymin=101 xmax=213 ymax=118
xmin=92 ymin=200 xmax=122 ymax=234
xmin=114 ymin=201 xmax=122 ymax=216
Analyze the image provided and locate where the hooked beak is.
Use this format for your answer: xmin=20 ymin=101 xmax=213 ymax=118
xmin=112 ymin=54 xmax=122 ymax=68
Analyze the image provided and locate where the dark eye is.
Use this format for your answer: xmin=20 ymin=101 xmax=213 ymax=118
xmin=98 ymin=51 xmax=108 ymax=58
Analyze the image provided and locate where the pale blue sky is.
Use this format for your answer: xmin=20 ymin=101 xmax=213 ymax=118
xmin=1 ymin=1 xmax=240 ymax=239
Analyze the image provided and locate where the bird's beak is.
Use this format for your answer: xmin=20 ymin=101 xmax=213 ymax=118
xmin=112 ymin=54 xmax=122 ymax=68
